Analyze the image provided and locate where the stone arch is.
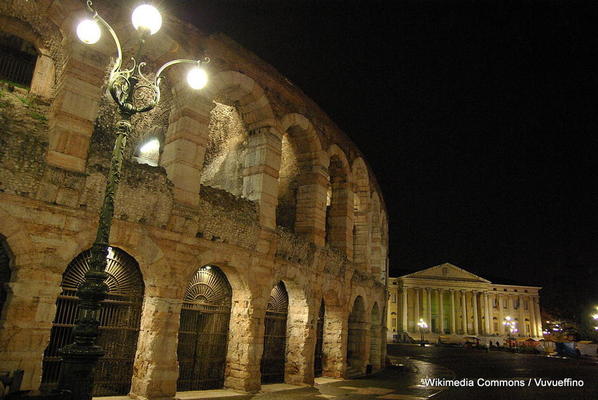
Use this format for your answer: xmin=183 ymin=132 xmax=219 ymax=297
xmin=41 ymin=246 xmax=145 ymax=396
xmin=346 ymin=295 xmax=368 ymax=377
xmin=351 ymin=158 xmax=370 ymax=266
xmin=326 ymin=144 xmax=354 ymax=259
xmin=163 ymin=70 xmax=281 ymax=229
xmin=277 ymin=113 xmax=325 ymax=237
xmin=176 ymin=264 xmax=233 ymax=391
xmin=369 ymin=302 xmax=382 ymax=370
xmin=0 ymin=15 xmax=56 ymax=98
xmin=369 ymin=192 xmax=383 ymax=276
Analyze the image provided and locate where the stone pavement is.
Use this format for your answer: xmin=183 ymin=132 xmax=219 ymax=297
xmin=161 ymin=357 xmax=453 ymax=400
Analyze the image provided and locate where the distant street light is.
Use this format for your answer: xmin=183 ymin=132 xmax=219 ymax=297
xmin=59 ymin=2 xmax=209 ymax=400
xmin=417 ymin=318 xmax=428 ymax=347
xmin=503 ymin=316 xmax=518 ymax=349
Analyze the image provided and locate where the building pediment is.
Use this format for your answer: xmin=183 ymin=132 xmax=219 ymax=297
xmin=400 ymin=263 xmax=491 ymax=283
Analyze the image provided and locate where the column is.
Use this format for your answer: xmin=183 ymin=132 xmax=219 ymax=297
xmin=534 ymin=296 xmax=542 ymax=337
xmin=528 ymin=296 xmax=537 ymax=337
xmin=484 ymin=292 xmax=491 ymax=334
xmin=461 ymin=290 xmax=467 ymax=334
xmin=497 ymin=295 xmax=504 ymax=335
xmin=518 ymin=295 xmax=526 ymax=336
xmin=414 ymin=288 xmax=420 ymax=330
xmin=472 ymin=291 xmax=479 ymax=335
xmin=439 ymin=289 xmax=445 ymax=334
xmin=130 ymin=292 xmax=182 ymax=399
xmin=426 ymin=288 xmax=432 ymax=330
xmin=401 ymin=288 xmax=408 ymax=332
xmin=450 ymin=290 xmax=456 ymax=334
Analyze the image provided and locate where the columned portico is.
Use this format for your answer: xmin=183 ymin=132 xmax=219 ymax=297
xmin=388 ymin=263 xmax=543 ymax=342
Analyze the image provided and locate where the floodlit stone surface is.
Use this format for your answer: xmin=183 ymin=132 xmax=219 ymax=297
xmin=0 ymin=0 xmax=389 ymax=398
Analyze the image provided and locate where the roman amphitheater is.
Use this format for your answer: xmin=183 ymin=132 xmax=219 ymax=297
xmin=0 ymin=0 xmax=389 ymax=398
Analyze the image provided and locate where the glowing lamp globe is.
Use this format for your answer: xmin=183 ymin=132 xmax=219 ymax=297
xmin=77 ymin=19 xmax=101 ymax=44
xmin=187 ymin=67 xmax=208 ymax=90
xmin=132 ymin=4 xmax=162 ymax=35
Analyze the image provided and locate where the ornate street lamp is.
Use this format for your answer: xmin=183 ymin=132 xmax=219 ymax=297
xmin=58 ymin=2 xmax=209 ymax=399
xmin=417 ymin=318 xmax=428 ymax=347
xmin=503 ymin=316 xmax=518 ymax=349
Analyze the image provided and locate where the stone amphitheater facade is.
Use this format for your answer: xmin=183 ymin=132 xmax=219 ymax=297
xmin=0 ymin=0 xmax=389 ymax=398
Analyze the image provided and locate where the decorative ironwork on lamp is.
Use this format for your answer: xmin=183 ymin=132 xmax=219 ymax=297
xmin=57 ymin=2 xmax=209 ymax=399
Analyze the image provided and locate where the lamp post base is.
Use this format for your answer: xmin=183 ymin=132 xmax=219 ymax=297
xmin=58 ymin=345 xmax=105 ymax=400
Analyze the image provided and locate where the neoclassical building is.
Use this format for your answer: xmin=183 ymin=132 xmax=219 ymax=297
xmin=0 ymin=0 xmax=388 ymax=398
xmin=387 ymin=263 xmax=542 ymax=341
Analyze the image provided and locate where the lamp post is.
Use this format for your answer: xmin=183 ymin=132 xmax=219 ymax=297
xmin=417 ymin=318 xmax=428 ymax=347
xmin=57 ymin=2 xmax=209 ymax=399
xmin=592 ymin=307 xmax=598 ymax=332
xmin=503 ymin=316 xmax=518 ymax=350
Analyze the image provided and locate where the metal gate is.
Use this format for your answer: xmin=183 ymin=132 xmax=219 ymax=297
xmin=41 ymin=248 xmax=144 ymax=396
xmin=0 ymin=32 xmax=37 ymax=87
xmin=314 ymin=300 xmax=325 ymax=377
xmin=347 ymin=296 xmax=366 ymax=370
xmin=0 ymin=240 xmax=10 ymax=316
xmin=261 ymin=281 xmax=288 ymax=384
xmin=177 ymin=266 xmax=232 ymax=391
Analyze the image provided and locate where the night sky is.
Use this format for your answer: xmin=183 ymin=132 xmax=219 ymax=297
xmin=166 ymin=0 xmax=598 ymax=289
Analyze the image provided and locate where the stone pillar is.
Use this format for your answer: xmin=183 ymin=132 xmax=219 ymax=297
xmin=438 ymin=289 xmax=444 ymax=334
xmin=497 ymin=295 xmax=504 ymax=335
xmin=243 ymin=127 xmax=283 ymax=230
xmin=484 ymin=292 xmax=491 ymax=334
xmin=162 ymin=82 xmax=212 ymax=207
xmin=224 ymin=300 xmax=265 ymax=392
xmin=0 ymin=269 xmax=62 ymax=390
xmin=450 ymin=290 xmax=456 ymax=334
xmin=285 ymin=296 xmax=316 ymax=385
xmin=426 ymin=288 xmax=432 ymax=330
xmin=414 ymin=288 xmax=420 ymax=329
xmin=518 ymin=295 xmax=526 ymax=336
xmin=130 ymin=293 xmax=182 ymax=400
xmin=322 ymin=305 xmax=348 ymax=378
xmin=401 ymin=288 xmax=408 ymax=332
xmin=472 ymin=291 xmax=479 ymax=335
xmin=528 ymin=296 xmax=537 ymax=337
xmin=295 ymin=152 xmax=329 ymax=247
xmin=47 ymin=41 xmax=106 ymax=172
xmin=461 ymin=290 xmax=467 ymax=334
xmin=534 ymin=296 xmax=542 ymax=338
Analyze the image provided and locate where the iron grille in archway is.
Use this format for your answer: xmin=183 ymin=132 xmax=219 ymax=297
xmin=41 ymin=248 xmax=144 ymax=396
xmin=347 ymin=296 xmax=366 ymax=373
xmin=0 ymin=32 xmax=37 ymax=87
xmin=261 ymin=281 xmax=288 ymax=384
xmin=314 ymin=300 xmax=325 ymax=377
xmin=0 ymin=240 xmax=11 ymax=316
xmin=177 ymin=266 xmax=232 ymax=391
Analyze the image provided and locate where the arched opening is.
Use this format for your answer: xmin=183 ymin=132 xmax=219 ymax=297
xmin=0 ymin=237 xmax=11 ymax=318
xmin=369 ymin=303 xmax=381 ymax=370
xmin=133 ymin=126 xmax=164 ymax=167
xmin=347 ymin=296 xmax=367 ymax=376
xmin=261 ymin=281 xmax=289 ymax=384
xmin=314 ymin=299 xmax=325 ymax=377
xmin=41 ymin=247 xmax=144 ymax=396
xmin=177 ymin=265 xmax=232 ymax=391
xmin=201 ymin=102 xmax=248 ymax=197
xmin=0 ymin=31 xmax=37 ymax=88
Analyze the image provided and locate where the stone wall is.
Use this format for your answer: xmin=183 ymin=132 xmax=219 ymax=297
xmin=0 ymin=0 xmax=389 ymax=397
